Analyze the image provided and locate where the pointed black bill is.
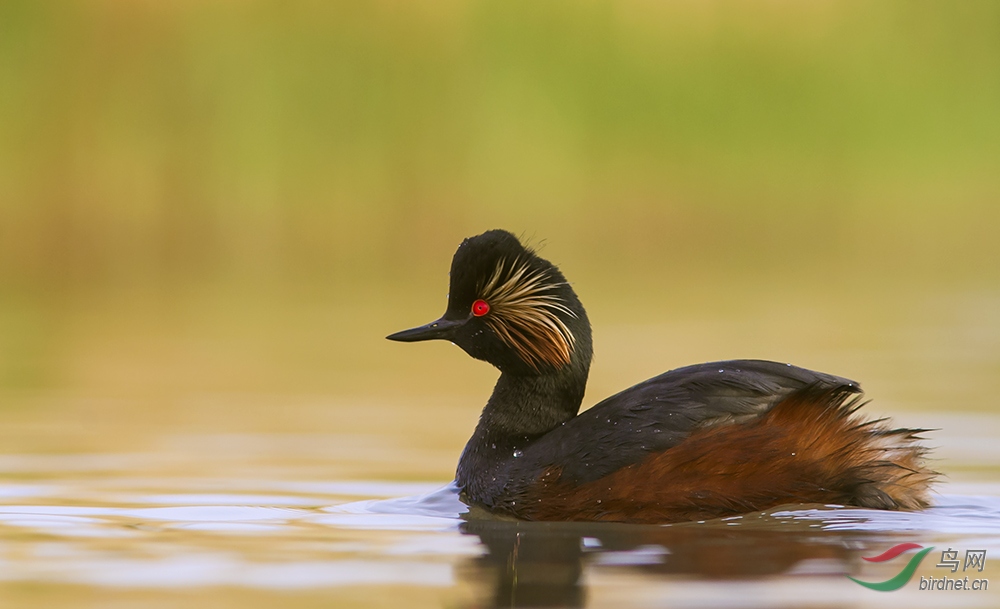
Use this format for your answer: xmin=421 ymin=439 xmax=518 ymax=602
xmin=386 ymin=317 xmax=463 ymax=342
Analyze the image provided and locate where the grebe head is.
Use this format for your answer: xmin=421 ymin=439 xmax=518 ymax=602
xmin=387 ymin=229 xmax=591 ymax=376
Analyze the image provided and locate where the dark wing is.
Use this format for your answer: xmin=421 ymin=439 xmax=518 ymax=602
xmin=511 ymin=359 xmax=858 ymax=486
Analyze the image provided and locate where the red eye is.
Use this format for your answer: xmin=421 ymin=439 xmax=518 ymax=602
xmin=472 ymin=299 xmax=490 ymax=317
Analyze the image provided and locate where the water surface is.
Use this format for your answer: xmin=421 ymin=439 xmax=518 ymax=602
xmin=0 ymin=418 xmax=996 ymax=608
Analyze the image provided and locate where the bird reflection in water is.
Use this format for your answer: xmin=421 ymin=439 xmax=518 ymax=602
xmin=458 ymin=511 xmax=873 ymax=608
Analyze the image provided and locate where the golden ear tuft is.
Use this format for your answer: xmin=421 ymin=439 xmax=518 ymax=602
xmin=477 ymin=258 xmax=577 ymax=371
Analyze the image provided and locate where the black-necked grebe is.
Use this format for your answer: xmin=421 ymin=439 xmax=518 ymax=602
xmin=387 ymin=229 xmax=934 ymax=524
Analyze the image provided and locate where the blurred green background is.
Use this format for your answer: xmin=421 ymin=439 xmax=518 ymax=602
xmin=0 ymin=1 xmax=998 ymax=451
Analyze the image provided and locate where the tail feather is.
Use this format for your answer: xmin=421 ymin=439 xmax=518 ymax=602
xmin=766 ymin=383 xmax=937 ymax=510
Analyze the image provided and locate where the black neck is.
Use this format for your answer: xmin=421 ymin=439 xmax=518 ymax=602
xmin=456 ymin=355 xmax=590 ymax=507
xmin=480 ymin=370 xmax=588 ymax=434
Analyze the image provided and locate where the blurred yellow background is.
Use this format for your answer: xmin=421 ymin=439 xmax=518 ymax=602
xmin=0 ymin=1 xmax=998 ymax=464
xmin=1 ymin=5 xmax=998 ymax=606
